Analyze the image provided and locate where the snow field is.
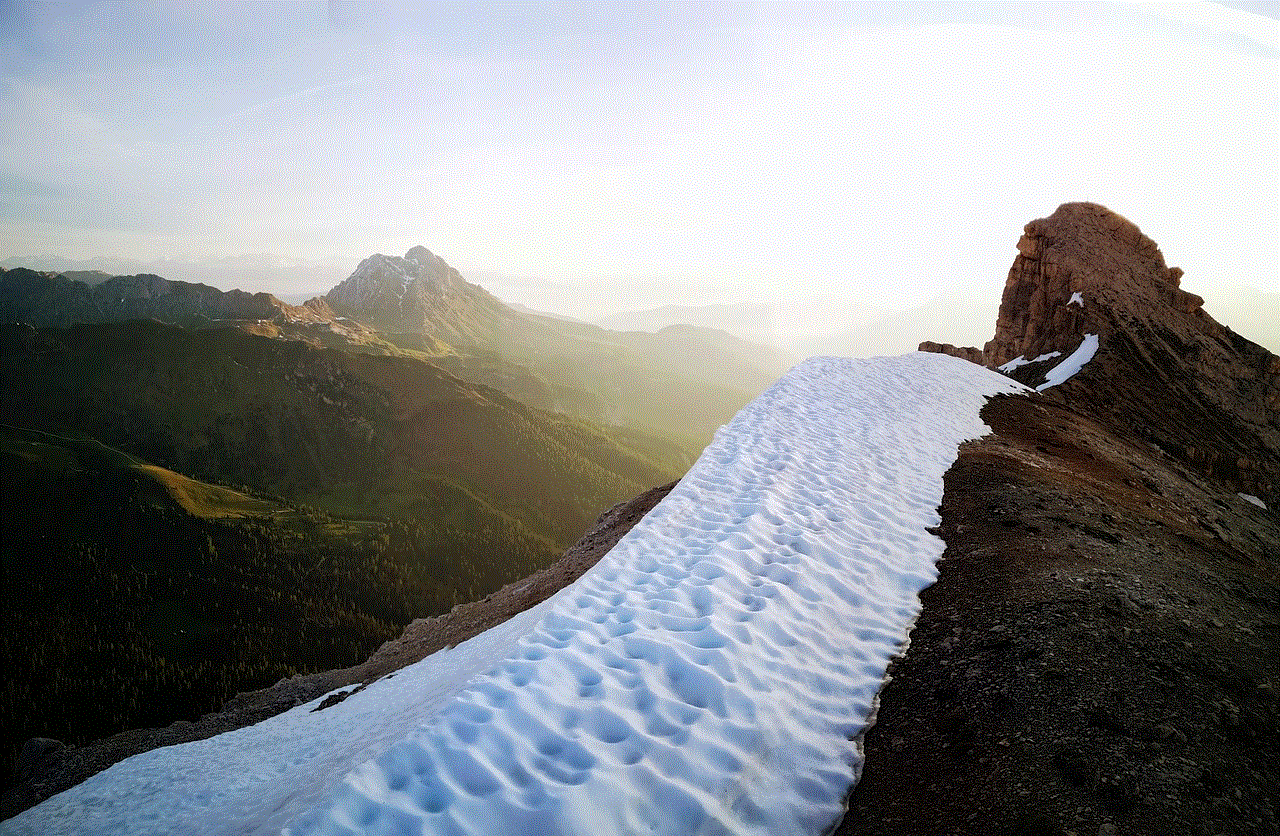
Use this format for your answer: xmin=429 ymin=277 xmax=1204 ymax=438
xmin=6 ymin=352 xmax=1027 ymax=836
xmin=286 ymin=353 xmax=1027 ymax=836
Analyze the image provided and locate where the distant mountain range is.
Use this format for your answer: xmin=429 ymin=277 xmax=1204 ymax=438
xmin=2 ymin=249 xmax=791 ymax=447
xmin=316 ymin=247 xmax=791 ymax=445
xmin=0 ymin=253 xmax=346 ymax=298
xmin=595 ymin=288 xmax=1278 ymax=358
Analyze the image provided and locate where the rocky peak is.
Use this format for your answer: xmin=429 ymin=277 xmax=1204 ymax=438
xmin=922 ymin=201 xmax=1280 ymax=502
xmin=983 ymin=202 xmax=1205 ymax=367
xmin=326 ymin=248 xmax=458 ymax=311
xmin=323 ymin=246 xmax=514 ymax=346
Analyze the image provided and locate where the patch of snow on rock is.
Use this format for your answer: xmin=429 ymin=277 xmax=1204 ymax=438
xmin=1036 ymin=333 xmax=1099 ymax=391
xmin=1238 ymin=493 xmax=1268 ymax=510
xmin=998 ymin=350 xmax=1062 ymax=373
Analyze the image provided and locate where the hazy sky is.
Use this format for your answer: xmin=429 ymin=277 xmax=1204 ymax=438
xmin=1 ymin=1 xmax=1276 ymax=313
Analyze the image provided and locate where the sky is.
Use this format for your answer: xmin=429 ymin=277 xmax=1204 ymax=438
xmin=0 ymin=1 xmax=1276 ymax=319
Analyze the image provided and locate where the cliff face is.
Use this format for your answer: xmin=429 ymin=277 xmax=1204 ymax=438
xmin=923 ymin=202 xmax=1280 ymax=503
xmin=982 ymin=202 xmax=1201 ymax=366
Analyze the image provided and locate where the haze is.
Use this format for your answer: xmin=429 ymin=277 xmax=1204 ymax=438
xmin=1 ymin=1 xmax=1275 ymax=350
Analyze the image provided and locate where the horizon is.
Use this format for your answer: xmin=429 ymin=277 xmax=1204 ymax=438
xmin=1 ymin=2 xmax=1276 ymax=323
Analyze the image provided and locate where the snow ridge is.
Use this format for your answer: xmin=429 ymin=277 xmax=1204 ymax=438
xmin=287 ymin=354 xmax=1026 ymax=836
xmin=6 ymin=353 xmax=1027 ymax=836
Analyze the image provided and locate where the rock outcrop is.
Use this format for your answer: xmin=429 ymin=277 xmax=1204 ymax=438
xmin=921 ymin=201 xmax=1280 ymax=502
xmin=917 ymin=341 xmax=985 ymax=366
xmin=982 ymin=202 xmax=1204 ymax=366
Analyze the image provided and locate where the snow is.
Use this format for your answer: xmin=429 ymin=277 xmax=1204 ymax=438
xmin=1238 ymin=493 xmax=1268 ymax=510
xmin=1068 ymin=291 xmax=1084 ymax=307
xmin=6 ymin=353 xmax=1027 ymax=836
xmin=998 ymin=350 xmax=1062 ymax=373
xmin=334 ymin=255 xmax=415 ymax=306
xmin=1036 ymin=333 xmax=1099 ymax=391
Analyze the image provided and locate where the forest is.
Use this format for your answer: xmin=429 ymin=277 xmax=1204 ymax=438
xmin=0 ymin=425 xmax=557 ymax=788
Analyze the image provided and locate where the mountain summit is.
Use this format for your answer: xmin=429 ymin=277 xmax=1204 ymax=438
xmin=324 ymin=247 xmax=516 ymax=346
xmin=922 ymin=201 xmax=1279 ymax=501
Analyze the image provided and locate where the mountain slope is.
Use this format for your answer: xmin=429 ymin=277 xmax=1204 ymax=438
xmin=0 ymin=318 xmax=688 ymax=803
xmin=0 ymin=425 xmax=456 ymax=792
xmin=0 ymin=320 xmax=685 ymax=548
xmin=9 ymin=204 xmax=1273 ymax=833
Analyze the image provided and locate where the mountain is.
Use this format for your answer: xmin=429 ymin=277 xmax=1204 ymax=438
xmin=1 ymin=268 xmax=283 ymax=326
xmin=794 ymin=294 xmax=998 ymax=359
xmin=323 ymin=247 xmax=791 ymax=445
xmin=3 ymin=251 xmax=789 ymax=451
xmin=0 ymin=319 xmax=686 ymax=547
xmin=54 ymin=270 xmax=114 ymax=286
xmin=0 ymin=253 xmax=349 ymax=299
xmin=0 ymin=424 xmax=463 ymax=780
xmin=0 ymin=316 xmax=690 ymax=795
xmin=848 ymin=202 xmax=1279 ymax=834
xmin=925 ymin=201 xmax=1279 ymax=497
xmin=0 ymin=266 xmax=437 ymax=358
xmin=325 ymin=247 xmax=518 ymax=348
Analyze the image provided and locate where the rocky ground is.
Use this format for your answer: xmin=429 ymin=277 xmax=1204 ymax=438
xmin=837 ymin=390 xmax=1279 ymax=836
xmin=842 ymin=202 xmax=1280 ymax=836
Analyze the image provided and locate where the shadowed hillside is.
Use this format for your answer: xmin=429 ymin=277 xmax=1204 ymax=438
xmin=0 ymin=319 xmax=687 ymax=793
xmin=0 ymin=320 xmax=687 ymax=547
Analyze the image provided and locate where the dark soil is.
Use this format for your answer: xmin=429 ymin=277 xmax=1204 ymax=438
xmin=837 ymin=391 xmax=1279 ymax=836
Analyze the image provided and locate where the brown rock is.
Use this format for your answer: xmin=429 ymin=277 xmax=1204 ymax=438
xmin=918 ymin=341 xmax=985 ymax=365
xmin=974 ymin=201 xmax=1279 ymax=500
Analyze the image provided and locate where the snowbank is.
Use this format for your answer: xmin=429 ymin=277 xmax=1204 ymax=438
xmin=6 ymin=353 xmax=1026 ymax=836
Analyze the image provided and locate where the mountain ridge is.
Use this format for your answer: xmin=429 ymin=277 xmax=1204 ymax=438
xmin=5 ymin=204 xmax=1276 ymax=831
